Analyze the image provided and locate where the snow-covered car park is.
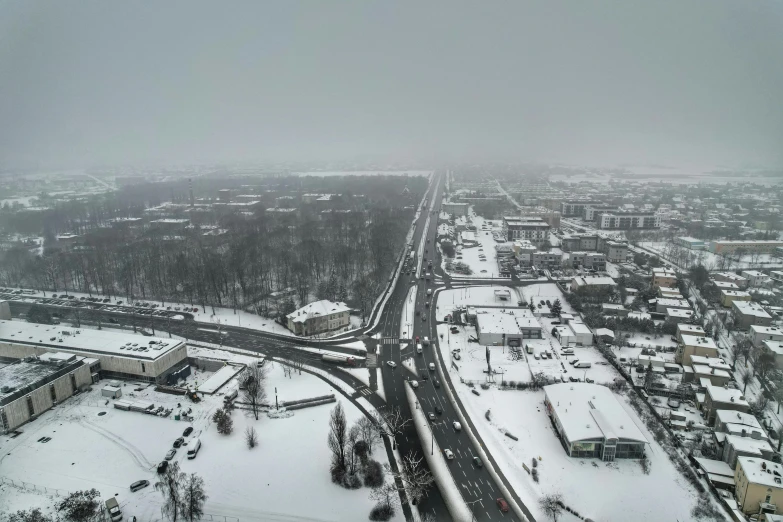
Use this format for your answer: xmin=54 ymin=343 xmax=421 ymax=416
xmin=433 ymin=284 xmax=715 ymax=520
xmin=0 ymin=355 xmax=398 ymax=522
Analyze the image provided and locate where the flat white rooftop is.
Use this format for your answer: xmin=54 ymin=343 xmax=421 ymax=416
xmin=732 ymin=301 xmax=772 ymax=319
xmin=681 ymin=334 xmax=717 ymax=350
xmin=0 ymin=320 xmax=184 ymax=361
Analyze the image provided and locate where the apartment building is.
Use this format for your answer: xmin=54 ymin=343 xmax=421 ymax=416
xmin=570 ymin=252 xmax=606 ymax=271
xmin=652 ymin=268 xmax=677 ymax=288
xmin=502 ymin=216 xmax=551 ymax=247
xmin=710 ymin=240 xmax=783 ymax=255
xmin=733 ymin=301 xmax=773 ymax=330
xmin=596 ymin=212 xmax=660 ymax=230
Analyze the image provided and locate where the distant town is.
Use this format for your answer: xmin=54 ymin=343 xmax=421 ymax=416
xmin=0 ymin=166 xmax=782 ymax=522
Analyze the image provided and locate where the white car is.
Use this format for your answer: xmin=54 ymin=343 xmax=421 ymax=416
xmin=452 ymin=422 xmax=462 ymax=431
xmin=386 ymin=361 xmax=397 ymax=368
xmin=444 ymin=449 xmax=454 ymax=460
xmin=410 ymin=380 xmax=419 ymax=389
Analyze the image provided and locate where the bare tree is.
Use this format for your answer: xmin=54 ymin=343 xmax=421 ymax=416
xmin=369 ymin=482 xmax=398 ymax=520
xmin=356 ymin=415 xmax=377 ymax=455
xmin=241 ymin=361 xmax=268 ymax=420
xmin=181 ymin=473 xmax=207 ymax=522
xmin=373 ymin=406 xmax=411 ymax=450
xmin=539 ymin=493 xmax=564 ymax=522
xmin=742 ymin=371 xmax=754 ymax=394
xmin=328 ymin=402 xmax=349 ymax=475
xmin=729 ymin=343 xmax=742 ymax=371
xmin=155 ymin=461 xmax=186 ymax=522
xmin=346 ymin=424 xmax=361 ymax=475
xmin=394 ymin=450 xmax=435 ymax=505
xmin=245 ymin=426 xmax=258 ymax=449
xmin=290 ymin=353 xmax=306 ymax=375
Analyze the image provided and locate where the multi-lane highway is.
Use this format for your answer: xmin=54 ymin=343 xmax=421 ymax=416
xmin=374 ymin=171 xmax=533 ymax=521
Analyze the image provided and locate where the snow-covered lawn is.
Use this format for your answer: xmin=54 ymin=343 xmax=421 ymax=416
xmin=442 ymin=215 xmax=508 ymax=279
xmin=436 ymin=285 xmax=522 ymax=315
xmin=453 ymin=386 xmax=704 ymax=521
xmin=0 ymin=358 xmax=397 ymax=522
xmin=639 ymin=241 xmax=783 ymax=270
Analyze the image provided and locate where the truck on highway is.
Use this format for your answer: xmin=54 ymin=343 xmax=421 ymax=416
xmin=322 ymin=354 xmax=357 ymax=366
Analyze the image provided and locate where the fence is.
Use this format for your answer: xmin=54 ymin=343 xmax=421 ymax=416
xmin=0 ymin=476 xmax=70 ymax=497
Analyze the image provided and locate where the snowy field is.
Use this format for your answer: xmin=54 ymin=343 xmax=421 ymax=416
xmin=639 ymin=241 xmax=783 ymax=270
xmin=453 ymin=386 xmax=704 ymax=521
xmin=0 ymin=358 xmax=397 ymax=522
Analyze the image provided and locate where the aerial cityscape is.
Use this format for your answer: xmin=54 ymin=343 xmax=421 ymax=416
xmin=1 ymin=2 xmax=782 ymax=522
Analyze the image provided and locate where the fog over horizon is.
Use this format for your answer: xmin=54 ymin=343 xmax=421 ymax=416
xmin=1 ymin=1 xmax=782 ymax=170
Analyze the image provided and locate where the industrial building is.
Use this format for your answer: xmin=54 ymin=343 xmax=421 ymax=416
xmin=473 ymin=308 xmax=542 ymax=347
xmin=544 ymin=383 xmax=648 ymax=461
xmin=0 ymin=352 xmax=94 ymax=433
xmin=0 ymin=321 xmax=189 ymax=384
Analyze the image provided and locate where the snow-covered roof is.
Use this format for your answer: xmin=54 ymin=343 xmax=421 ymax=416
xmin=750 ymin=325 xmax=783 ymax=336
xmin=572 ymin=276 xmax=616 ymax=287
xmin=706 ymin=385 xmax=748 ymax=407
xmin=763 ymin=340 xmax=783 ymax=356
xmin=594 ymin=328 xmax=614 ymax=338
xmin=287 ymin=300 xmax=351 ymax=324
xmin=716 ymin=410 xmax=762 ymax=430
xmin=0 ymin=353 xmax=87 ymax=405
xmin=476 ymin=311 xmax=541 ymax=334
xmin=694 ymin=457 xmax=735 ymax=478
xmin=732 ymin=301 xmax=772 ymax=319
xmin=726 ymin=436 xmax=773 ymax=456
xmin=677 ymin=324 xmax=705 ymax=336
xmin=681 ymin=335 xmax=717 ymax=350
xmin=544 ymin=383 xmax=648 ymax=444
xmin=656 ymin=298 xmax=691 ymax=309
xmin=666 ymin=308 xmax=693 ymax=318
xmin=0 ymin=321 xmax=184 ymax=361
xmin=692 ymin=365 xmax=731 ymax=379
xmin=569 ymin=322 xmax=592 ymax=335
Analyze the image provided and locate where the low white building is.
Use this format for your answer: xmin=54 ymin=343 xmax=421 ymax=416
xmin=570 ymin=275 xmax=616 ymax=293
xmin=666 ymin=308 xmax=694 ymax=322
xmin=475 ymin=309 xmax=542 ymax=347
xmin=742 ymin=270 xmax=773 ymax=288
xmin=0 ymin=321 xmax=188 ymax=384
xmin=750 ymin=325 xmax=783 ymax=348
xmin=544 ymin=383 xmax=648 ymax=460
xmin=654 ymin=298 xmax=691 ymax=314
xmin=569 ymin=321 xmax=593 ymax=346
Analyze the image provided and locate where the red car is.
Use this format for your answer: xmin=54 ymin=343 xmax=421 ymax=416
xmin=415 ymin=336 xmax=420 ymax=343
xmin=496 ymin=498 xmax=509 ymax=513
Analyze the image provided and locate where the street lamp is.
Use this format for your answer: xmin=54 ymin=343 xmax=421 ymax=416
xmin=429 ymin=420 xmax=444 ymax=455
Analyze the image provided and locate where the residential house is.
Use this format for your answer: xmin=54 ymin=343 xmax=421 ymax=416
xmin=286 ymin=300 xmax=351 ymax=336
xmin=703 ymin=385 xmax=750 ymax=425
xmin=733 ymin=301 xmax=773 ymax=330
xmin=651 ymin=268 xmax=677 ymax=288
xmin=713 ymin=272 xmax=750 ymax=290
xmin=676 ymin=335 xmax=719 ymax=365
xmin=751 ymin=326 xmax=783 ymax=348
xmin=735 ymin=457 xmax=783 ymax=517
xmin=721 ymin=289 xmax=752 ymax=308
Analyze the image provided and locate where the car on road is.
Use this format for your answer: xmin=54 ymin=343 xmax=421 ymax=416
xmin=421 ymin=315 xmax=426 ymax=322
xmin=386 ymin=361 xmax=397 ymax=368
xmin=452 ymin=421 xmax=462 ymax=431
xmin=435 ymin=406 xmax=443 ymax=415
xmin=410 ymin=380 xmax=419 ymax=389
xmin=130 ymin=480 xmax=149 ymax=492
xmin=429 ymin=363 xmax=435 ymax=371
xmin=420 ymin=372 xmax=428 ymax=380
xmin=165 ymin=449 xmax=176 ymax=460
xmin=173 ymin=437 xmax=185 ymax=448
xmin=453 ymin=353 xmax=461 ymax=360
xmin=183 ymin=427 xmax=194 ymax=437
xmin=473 ymin=456 xmax=483 ymax=468
xmin=428 ymin=412 xmax=436 ymax=421
xmin=444 ymin=449 xmax=454 ymax=460
xmin=496 ymin=498 xmax=509 ymax=513
xmin=433 ymin=379 xmax=440 ymax=388
xmin=157 ymin=461 xmax=169 ymax=474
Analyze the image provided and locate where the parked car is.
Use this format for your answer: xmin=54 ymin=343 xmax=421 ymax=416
xmin=165 ymin=449 xmax=176 ymax=460
xmin=183 ymin=427 xmax=194 ymax=437
xmin=173 ymin=437 xmax=185 ymax=448
xmin=130 ymin=480 xmax=149 ymax=492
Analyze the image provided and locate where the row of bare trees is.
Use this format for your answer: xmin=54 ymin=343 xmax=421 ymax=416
xmin=0 ymin=206 xmax=412 ymax=322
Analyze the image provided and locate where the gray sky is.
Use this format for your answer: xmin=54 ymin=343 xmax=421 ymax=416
xmin=1 ymin=0 xmax=782 ymax=169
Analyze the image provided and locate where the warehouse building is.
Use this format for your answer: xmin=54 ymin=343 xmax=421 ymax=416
xmin=474 ymin=309 xmax=542 ymax=347
xmin=0 ymin=352 xmax=94 ymax=433
xmin=0 ymin=321 xmax=189 ymax=384
xmin=544 ymin=383 xmax=648 ymax=461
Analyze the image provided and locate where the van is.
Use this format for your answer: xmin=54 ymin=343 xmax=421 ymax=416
xmin=574 ymin=362 xmax=592 ymax=369
xmin=416 ymin=344 xmax=423 ymax=354
xmin=186 ymin=438 xmax=201 ymax=459
xmin=105 ymin=498 xmax=122 ymax=521
xmin=423 ymin=337 xmax=430 ymax=347
xmin=429 ymin=363 xmax=435 ymax=372
xmin=224 ymin=388 xmax=238 ymax=402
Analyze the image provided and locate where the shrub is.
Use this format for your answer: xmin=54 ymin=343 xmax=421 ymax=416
xmin=343 ymin=472 xmax=362 ymax=490
xmin=364 ymin=460 xmax=385 ymax=488
xmin=369 ymin=503 xmax=394 ymax=521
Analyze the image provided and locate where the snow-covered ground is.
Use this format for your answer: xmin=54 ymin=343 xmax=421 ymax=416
xmin=452 ymin=387 xmax=704 ymax=521
xmin=291 ymin=170 xmax=432 ymax=178
xmin=0 ymin=356 xmax=398 ymax=522
xmin=639 ymin=241 xmax=783 ymax=270
xmin=3 ymin=287 xmax=364 ymax=340
xmin=442 ymin=215 xmax=508 ymax=279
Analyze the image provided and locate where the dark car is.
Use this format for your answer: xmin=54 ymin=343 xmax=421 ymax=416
xmin=157 ymin=461 xmax=169 ymax=474
xmin=183 ymin=427 xmax=194 ymax=437
xmin=130 ymin=480 xmax=149 ymax=492
xmin=435 ymin=405 xmax=443 ymax=415
xmin=473 ymin=456 xmax=483 ymax=468
xmin=173 ymin=437 xmax=185 ymax=448
xmin=433 ymin=379 xmax=440 ymax=388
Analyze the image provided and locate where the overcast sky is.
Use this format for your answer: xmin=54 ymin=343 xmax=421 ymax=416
xmin=1 ymin=1 xmax=782 ymax=169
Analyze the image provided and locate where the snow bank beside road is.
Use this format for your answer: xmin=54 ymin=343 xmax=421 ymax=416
xmin=404 ymin=383 xmax=472 ymax=522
